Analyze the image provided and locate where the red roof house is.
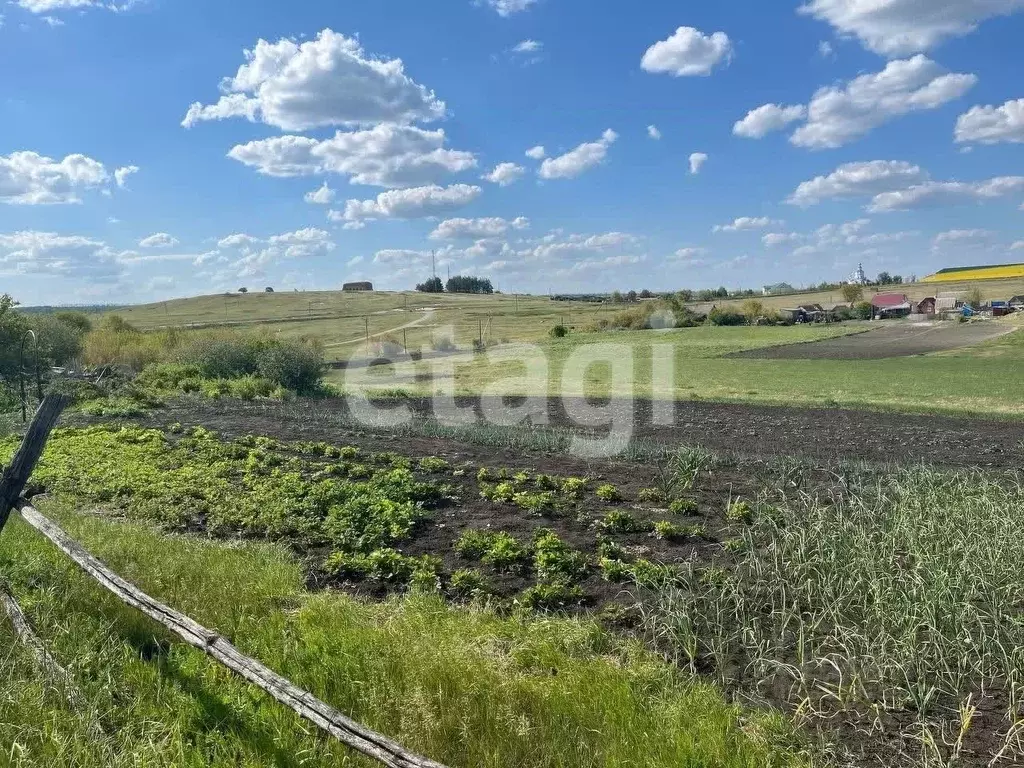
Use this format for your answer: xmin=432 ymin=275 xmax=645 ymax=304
xmin=871 ymin=292 xmax=912 ymax=318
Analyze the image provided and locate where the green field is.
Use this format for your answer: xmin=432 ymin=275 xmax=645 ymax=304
xmin=105 ymin=289 xmax=1024 ymax=418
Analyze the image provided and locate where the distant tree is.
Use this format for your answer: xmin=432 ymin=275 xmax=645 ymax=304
xmin=639 ymin=289 xmax=653 ymax=299
xmin=53 ymin=311 xmax=92 ymax=334
xmin=676 ymin=289 xmax=694 ymax=303
xmin=697 ymin=289 xmax=715 ymax=302
xmin=965 ymin=286 xmax=984 ymax=309
xmin=0 ymin=294 xmax=29 ymax=382
xmin=876 ymin=272 xmax=892 ymax=285
xmin=238 ymin=287 xmax=248 ymax=294
xmin=841 ymin=284 xmax=865 ymax=304
xmin=740 ymin=299 xmax=765 ymax=324
xmin=610 ymin=290 xmax=623 ymax=303
xmin=714 ymin=286 xmax=729 ymax=298
xmin=446 ymin=275 xmax=493 ymax=294
xmin=626 ymin=290 xmax=638 ymax=303
xmin=265 ymin=286 xmax=275 ymax=293
xmin=416 ymin=277 xmax=445 ymax=293
xmin=853 ymin=301 xmax=874 ymax=320
xmin=891 ymin=275 xmax=903 ymax=285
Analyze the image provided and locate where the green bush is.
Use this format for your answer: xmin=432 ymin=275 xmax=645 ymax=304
xmin=707 ymin=308 xmax=747 ymax=327
xmin=853 ymin=301 xmax=874 ymax=320
xmin=668 ymin=498 xmax=699 ymax=515
xmin=550 ymin=324 xmax=569 ymax=338
xmin=533 ymin=529 xmax=588 ymax=583
xmin=596 ymin=484 xmax=622 ymax=502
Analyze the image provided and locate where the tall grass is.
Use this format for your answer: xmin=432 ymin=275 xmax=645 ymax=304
xmin=643 ymin=464 xmax=1024 ymax=763
xmin=0 ymin=502 xmax=807 ymax=767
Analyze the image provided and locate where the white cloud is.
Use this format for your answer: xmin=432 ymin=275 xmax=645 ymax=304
xmin=484 ymin=0 xmax=538 ymax=16
xmin=0 ymin=151 xmax=109 ymax=205
xmin=182 ymin=29 xmax=445 ymax=131
xmin=688 ymin=152 xmax=708 ymax=175
xmin=762 ymin=232 xmax=805 ymax=247
xmin=227 ymin=123 xmax=476 ymax=188
xmin=733 ymin=104 xmax=807 ymax=138
xmin=333 ymin=184 xmax=482 ymax=228
xmin=114 ymin=165 xmax=139 ymax=189
xmin=1011 ymin=240 xmax=1024 ymax=251
xmin=429 ymin=216 xmax=529 ymax=240
xmin=736 ymin=57 xmax=975 ymax=148
xmin=933 ymin=228 xmax=993 ymax=246
xmin=221 ymin=227 xmax=336 ymax=277
xmin=955 ymin=99 xmax=1024 ymax=144
xmin=304 ymin=182 xmax=336 ymax=204
xmin=647 ymin=125 xmax=662 ymax=140
xmin=525 ymin=145 xmax=547 ymax=160
xmin=482 ymin=162 xmax=525 ymax=186
xmin=139 ymin=232 xmax=178 ymax=249
xmin=0 ymin=230 xmax=109 ymax=276
xmin=819 ymin=40 xmax=835 ymax=58
xmin=512 ymin=39 xmax=542 ymax=53
xmin=797 ymin=0 xmax=1024 ymax=56
xmin=713 ymin=216 xmax=781 ymax=233
xmin=788 ymin=160 xmax=928 ymax=206
xmin=17 ymin=0 xmax=94 ymax=12
xmin=641 ymin=27 xmax=732 ymax=77
xmin=525 ymin=231 xmax=642 ymax=262
xmin=868 ymin=176 xmax=1024 ymax=211
xmin=539 ymin=129 xmax=617 ymax=180
xmin=794 ymin=56 xmax=975 ymax=149
xmin=672 ymin=247 xmax=710 ymax=265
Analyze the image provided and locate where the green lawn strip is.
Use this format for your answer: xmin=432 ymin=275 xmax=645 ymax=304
xmin=0 ymin=503 xmax=807 ymax=767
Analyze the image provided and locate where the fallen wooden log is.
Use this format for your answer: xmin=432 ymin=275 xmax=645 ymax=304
xmin=0 ymin=581 xmax=104 ymax=739
xmin=16 ymin=500 xmax=449 ymax=768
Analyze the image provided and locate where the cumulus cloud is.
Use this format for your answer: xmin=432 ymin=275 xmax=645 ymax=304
xmin=217 ymin=227 xmax=336 ymax=277
xmin=955 ymin=99 xmax=1024 ymax=144
xmin=304 ymin=183 xmax=336 ymax=204
xmin=484 ymin=0 xmax=538 ymax=17
xmin=525 ymin=145 xmax=547 ymax=160
xmin=332 ymin=184 xmax=482 ymax=228
xmin=738 ymin=57 xmax=975 ymax=149
xmin=733 ymin=104 xmax=807 ymax=138
xmin=182 ymin=29 xmax=445 ymax=131
xmin=482 ymin=162 xmax=525 ymax=186
xmin=671 ymin=247 xmax=710 ymax=266
xmin=539 ymin=130 xmax=618 ymax=180
xmin=868 ymin=176 xmax=1024 ymax=211
xmin=114 ymin=165 xmax=139 ymax=189
xmin=797 ymin=0 xmax=1024 ymax=56
xmin=689 ymin=152 xmax=708 ymax=175
xmin=0 ymin=151 xmax=109 ymax=204
xmin=787 ymin=160 xmax=929 ymax=206
xmin=227 ymin=123 xmax=476 ymax=188
xmin=139 ymin=232 xmax=179 ymax=249
xmin=429 ymin=216 xmax=529 ymax=240
xmin=788 ymin=159 xmax=1024 ymax=212
xmin=647 ymin=125 xmax=662 ymax=140
xmin=713 ymin=216 xmax=781 ymax=232
xmin=641 ymin=27 xmax=732 ymax=77
xmin=933 ymin=228 xmax=993 ymax=246
xmin=512 ymin=39 xmax=543 ymax=53
xmin=0 ymin=230 xmax=109 ymax=277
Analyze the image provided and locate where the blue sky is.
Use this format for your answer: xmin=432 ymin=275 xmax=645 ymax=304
xmin=1 ymin=0 xmax=1022 ymax=305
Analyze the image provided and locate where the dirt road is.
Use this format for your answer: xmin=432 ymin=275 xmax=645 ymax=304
xmin=731 ymin=320 xmax=1016 ymax=360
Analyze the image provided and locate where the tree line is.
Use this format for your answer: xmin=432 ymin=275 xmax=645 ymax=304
xmin=415 ymin=276 xmax=494 ymax=294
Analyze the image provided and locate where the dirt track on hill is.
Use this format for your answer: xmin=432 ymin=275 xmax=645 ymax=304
xmin=118 ymin=396 xmax=1024 ymax=469
xmin=730 ymin=320 xmax=1016 ymax=360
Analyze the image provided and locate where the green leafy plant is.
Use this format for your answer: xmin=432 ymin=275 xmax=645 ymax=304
xmin=599 ymin=511 xmax=652 ymax=535
xmin=596 ymin=484 xmax=622 ymax=502
xmin=668 ymin=498 xmax=699 ymax=515
xmin=517 ymin=583 xmax=584 ymax=611
xmin=638 ymin=488 xmax=666 ymax=504
xmin=652 ymin=521 xmax=686 ymax=541
xmin=449 ymin=568 xmax=491 ymax=599
xmin=532 ymin=529 xmax=588 ymax=584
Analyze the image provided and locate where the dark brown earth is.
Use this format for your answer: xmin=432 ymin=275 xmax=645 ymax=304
xmin=113 ymin=394 xmax=1024 ymax=469
xmin=730 ymin=319 xmax=1016 ymax=359
xmin=72 ymin=397 xmax=1024 ymax=768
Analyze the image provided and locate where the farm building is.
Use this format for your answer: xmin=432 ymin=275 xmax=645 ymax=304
xmin=871 ymin=292 xmax=912 ymax=319
xmin=342 ymin=282 xmax=373 ymax=292
xmin=922 ymin=263 xmax=1024 ymax=283
xmin=1009 ymin=295 xmax=1024 ymax=309
xmin=916 ymin=297 xmax=936 ymax=315
xmin=763 ymin=282 xmax=795 ymax=296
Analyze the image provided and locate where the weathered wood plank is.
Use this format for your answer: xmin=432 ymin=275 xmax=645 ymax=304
xmin=16 ymin=500 xmax=449 ymax=768
xmin=0 ymin=581 xmax=104 ymax=739
xmin=0 ymin=394 xmax=68 ymax=533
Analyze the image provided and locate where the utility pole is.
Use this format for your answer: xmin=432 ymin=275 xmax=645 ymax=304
xmin=431 ymin=250 xmax=436 ymax=280
xmin=364 ymin=317 xmax=369 ymax=348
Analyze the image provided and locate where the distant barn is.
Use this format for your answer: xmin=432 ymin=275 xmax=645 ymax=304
xmin=343 ymin=282 xmax=373 ymax=292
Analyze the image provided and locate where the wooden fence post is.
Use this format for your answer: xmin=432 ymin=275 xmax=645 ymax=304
xmin=0 ymin=393 xmax=68 ymax=534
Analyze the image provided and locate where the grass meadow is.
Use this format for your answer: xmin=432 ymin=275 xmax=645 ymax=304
xmin=0 ymin=500 xmax=805 ymax=768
